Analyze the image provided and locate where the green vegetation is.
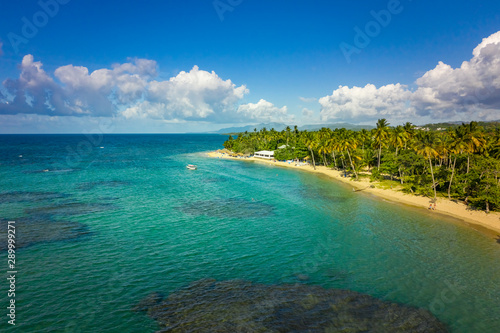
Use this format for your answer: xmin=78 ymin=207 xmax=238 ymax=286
xmin=223 ymin=121 xmax=500 ymax=212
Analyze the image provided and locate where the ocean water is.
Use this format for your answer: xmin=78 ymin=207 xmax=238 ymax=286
xmin=0 ymin=134 xmax=499 ymax=332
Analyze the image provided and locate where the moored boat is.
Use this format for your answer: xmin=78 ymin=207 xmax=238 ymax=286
xmin=186 ymin=164 xmax=197 ymax=170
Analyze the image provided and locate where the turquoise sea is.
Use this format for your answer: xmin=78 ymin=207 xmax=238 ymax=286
xmin=1 ymin=134 xmax=499 ymax=332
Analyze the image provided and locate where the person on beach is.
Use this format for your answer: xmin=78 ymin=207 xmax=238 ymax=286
xmin=429 ymin=203 xmax=432 ymax=210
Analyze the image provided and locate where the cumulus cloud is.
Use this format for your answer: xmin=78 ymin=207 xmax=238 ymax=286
xmin=0 ymin=55 xmax=69 ymax=116
xmin=54 ymin=58 xmax=155 ymax=115
xmin=299 ymin=96 xmax=316 ymax=103
xmin=302 ymin=108 xmax=314 ymax=117
xmin=236 ymin=99 xmax=291 ymax=123
xmin=0 ymin=55 xmax=156 ymax=117
xmin=412 ymin=31 xmax=500 ymax=119
xmin=319 ymin=83 xmax=413 ymax=122
xmin=320 ymin=31 xmax=500 ymax=122
xmin=1 ymin=56 xmax=291 ymax=123
xmin=127 ymin=65 xmax=249 ymax=121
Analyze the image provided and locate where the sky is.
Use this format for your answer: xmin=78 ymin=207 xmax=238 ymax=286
xmin=0 ymin=0 xmax=500 ymax=133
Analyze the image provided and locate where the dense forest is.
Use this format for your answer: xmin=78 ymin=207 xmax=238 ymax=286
xmin=223 ymin=120 xmax=500 ymax=212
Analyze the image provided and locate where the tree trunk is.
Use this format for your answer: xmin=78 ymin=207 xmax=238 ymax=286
xmin=346 ymin=149 xmax=358 ymax=180
xmin=331 ymin=151 xmax=337 ymax=169
xmin=377 ymin=144 xmax=382 ymax=170
xmin=467 ymin=153 xmax=470 ymax=174
xmin=429 ymin=156 xmax=437 ymax=200
xmin=398 ymin=166 xmax=404 ymax=184
xmin=323 ymin=152 xmax=327 ymax=167
xmin=309 ymin=148 xmax=316 ymax=170
xmin=447 ymin=155 xmax=457 ymax=200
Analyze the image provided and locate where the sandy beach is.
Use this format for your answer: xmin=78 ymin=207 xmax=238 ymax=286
xmin=207 ymin=150 xmax=500 ymax=236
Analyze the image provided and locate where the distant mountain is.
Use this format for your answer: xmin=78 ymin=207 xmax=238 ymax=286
xmin=215 ymin=122 xmax=374 ymax=134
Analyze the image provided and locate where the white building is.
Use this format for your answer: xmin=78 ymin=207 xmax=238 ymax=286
xmin=254 ymin=150 xmax=274 ymax=159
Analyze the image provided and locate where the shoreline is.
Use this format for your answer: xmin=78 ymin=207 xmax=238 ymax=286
xmin=207 ymin=150 xmax=500 ymax=236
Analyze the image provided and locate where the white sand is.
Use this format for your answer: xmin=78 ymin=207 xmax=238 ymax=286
xmin=207 ymin=151 xmax=500 ymax=236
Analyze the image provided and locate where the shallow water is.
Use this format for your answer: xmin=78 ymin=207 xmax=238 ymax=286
xmin=0 ymin=134 xmax=499 ymax=332
xmin=138 ymin=279 xmax=448 ymax=332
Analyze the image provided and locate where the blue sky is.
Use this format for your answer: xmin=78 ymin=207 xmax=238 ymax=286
xmin=1 ymin=0 xmax=500 ymax=133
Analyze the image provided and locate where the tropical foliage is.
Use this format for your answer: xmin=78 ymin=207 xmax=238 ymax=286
xmin=223 ymin=120 xmax=500 ymax=212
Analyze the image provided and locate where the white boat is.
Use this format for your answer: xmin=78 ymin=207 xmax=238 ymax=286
xmin=186 ymin=164 xmax=197 ymax=170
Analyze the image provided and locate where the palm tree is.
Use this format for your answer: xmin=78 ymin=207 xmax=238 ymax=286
xmin=402 ymin=122 xmax=415 ymax=149
xmin=285 ymin=126 xmax=291 ymax=146
xmin=414 ymin=131 xmax=440 ymax=200
xmin=358 ymin=129 xmax=371 ymax=153
xmin=489 ymin=128 xmax=500 ymax=159
xmin=391 ymin=125 xmax=408 ymax=156
xmin=446 ymin=126 xmax=467 ymax=199
xmin=373 ymin=118 xmax=390 ymax=170
xmin=338 ymin=129 xmax=359 ymax=180
xmin=464 ymin=121 xmax=487 ymax=173
xmin=303 ymin=131 xmax=318 ymax=170
xmin=317 ymin=128 xmax=331 ymax=166
xmin=327 ymin=131 xmax=340 ymax=169
xmin=434 ymin=132 xmax=450 ymax=167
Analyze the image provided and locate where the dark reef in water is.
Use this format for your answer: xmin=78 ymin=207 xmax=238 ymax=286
xmin=0 ymin=189 xmax=118 ymax=250
xmin=25 ymin=201 xmax=116 ymax=217
xmin=76 ymin=180 xmax=131 ymax=191
xmin=0 ymin=191 xmax=69 ymax=203
xmin=136 ymin=279 xmax=448 ymax=333
xmin=0 ymin=215 xmax=90 ymax=251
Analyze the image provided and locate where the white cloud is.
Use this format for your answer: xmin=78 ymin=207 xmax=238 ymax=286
xmin=1 ymin=57 xmax=258 ymax=122
xmin=320 ymin=31 xmax=500 ymax=123
xmin=0 ymin=54 xmax=69 ymax=116
xmin=302 ymin=108 xmax=314 ymax=117
xmin=139 ymin=65 xmax=249 ymax=121
xmin=0 ymin=55 xmax=155 ymax=117
xmin=236 ymin=99 xmax=291 ymax=123
xmin=319 ymin=83 xmax=413 ymax=122
xmin=299 ymin=96 xmax=316 ymax=103
xmin=411 ymin=31 xmax=500 ymax=119
xmin=112 ymin=58 xmax=157 ymax=77
xmin=54 ymin=58 xmax=154 ymax=115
